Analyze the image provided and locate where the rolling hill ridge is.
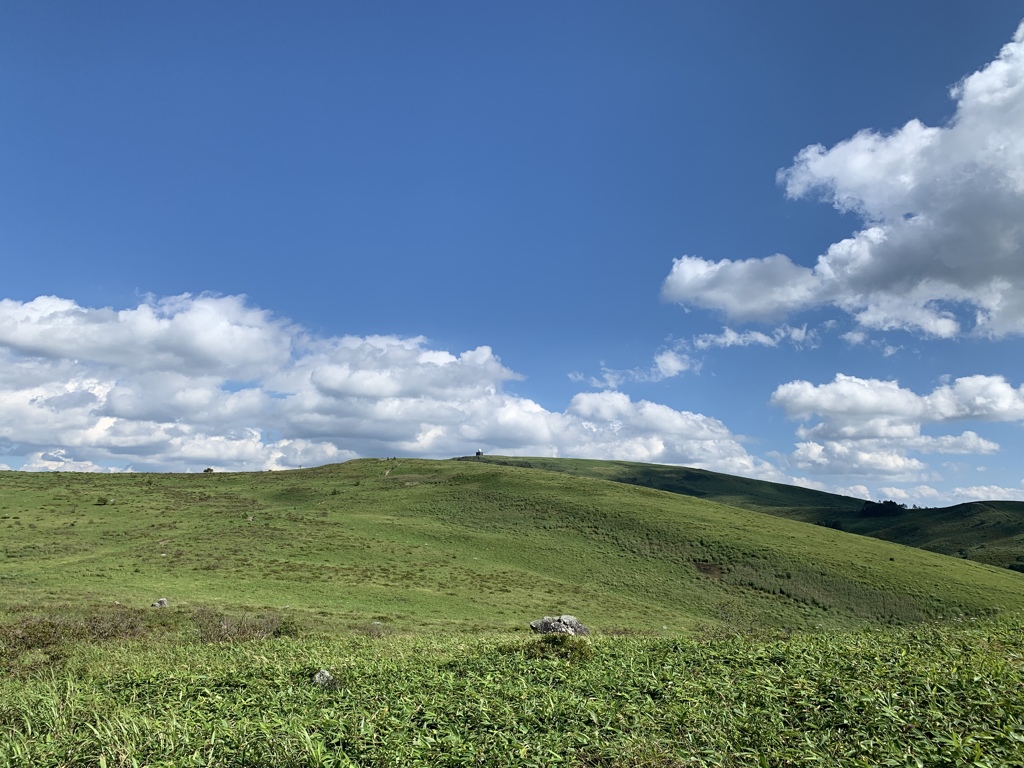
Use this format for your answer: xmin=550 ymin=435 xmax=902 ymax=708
xmin=468 ymin=455 xmax=1024 ymax=572
xmin=2 ymin=457 xmax=1024 ymax=635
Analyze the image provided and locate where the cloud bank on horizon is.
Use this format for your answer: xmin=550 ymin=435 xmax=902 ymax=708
xmin=0 ymin=293 xmax=771 ymax=478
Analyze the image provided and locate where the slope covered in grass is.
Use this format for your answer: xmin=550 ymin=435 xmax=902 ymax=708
xmin=473 ymin=456 xmax=1024 ymax=571
xmin=467 ymin=455 xmax=865 ymax=517
xmin=808 ymin=500 xmax=1024 ymax=571
xmin=3 ymin=458 xmax=1024 ymax=635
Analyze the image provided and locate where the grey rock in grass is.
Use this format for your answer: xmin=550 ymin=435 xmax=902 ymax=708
xmin=312 ymin=669 xmax=335 ymax=687
xmin=151 ymin=598 xmax=169 ymax=608
xmin=529 ymin=615 xmax=589 ymax=636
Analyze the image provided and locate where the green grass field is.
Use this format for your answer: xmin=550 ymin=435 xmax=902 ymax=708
xmin=4 ymin=458 xmax=1024 ymax=633
xmin=3 ymin=616 xmax=1024 ymax=766
xmin=4 ymin=458 xmax=1024 ymax=765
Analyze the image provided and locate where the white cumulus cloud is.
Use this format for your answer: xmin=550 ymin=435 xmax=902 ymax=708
xmin=663 ymin=20 xmax=1024 ymax=338
xmin=771 ymin=373 xmax=1022 ymax=480
xmin=0 ymin=294 xmax=293 ymax=376
xmin=0 ymin=294 xmax=771 ymax=477
xmin=662 ymin=254 xmax=821 ymax=322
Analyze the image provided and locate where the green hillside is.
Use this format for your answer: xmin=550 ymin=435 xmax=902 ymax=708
xmin=466 ymin=456 xmax=865 ymax=516
xmin=472 ymin=456 xmax=1024 ymax=572
xmin=2 ymin=458 xmax=1024 ymax=635
xmin=810 ymin=501 xmax=1024 ymax=570
xmin=5 ymin=458 xmax=1024 ymax=766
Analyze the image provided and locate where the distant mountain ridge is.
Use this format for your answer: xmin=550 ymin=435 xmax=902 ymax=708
xmin=466 ymin=456 xmax=1024 ymax=572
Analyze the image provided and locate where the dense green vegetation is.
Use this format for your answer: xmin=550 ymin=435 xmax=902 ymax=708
xmin=472 ymin=456 xmax=1024 ymax=571
xmin=4 ymin=458 xmax=1024 ymax=765
xmin=2 ymin=614 xmax=1023 ymax=766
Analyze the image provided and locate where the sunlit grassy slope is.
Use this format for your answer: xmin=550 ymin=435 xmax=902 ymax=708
xmin=474 ymin=456 xmax=1024 ymax=571
xmin=468 ymin=456 xmax=865 ymax=515
xmin=3 ymin=458 xmax=1024 ymax=634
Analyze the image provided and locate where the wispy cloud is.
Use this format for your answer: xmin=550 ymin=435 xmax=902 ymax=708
xmin=572 ymin=347 xmax=696 ymax=389
xmin=693 ymin=325 xmax=814 ymax=350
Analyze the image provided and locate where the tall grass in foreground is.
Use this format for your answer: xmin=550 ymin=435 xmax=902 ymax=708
xmin=2 ymin=616 xmax=1023 ymax=767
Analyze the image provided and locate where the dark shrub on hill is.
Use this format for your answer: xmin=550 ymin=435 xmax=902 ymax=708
xmin=860 ymin=500 xmax=907 ymax=518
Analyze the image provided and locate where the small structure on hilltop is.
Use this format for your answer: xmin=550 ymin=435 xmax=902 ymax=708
xmin=475 ymin=449 xmax=483 ymax=457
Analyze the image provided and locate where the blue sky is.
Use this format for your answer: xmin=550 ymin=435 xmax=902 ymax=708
xmin=3 ymin=2 xmax=1024 ymax=505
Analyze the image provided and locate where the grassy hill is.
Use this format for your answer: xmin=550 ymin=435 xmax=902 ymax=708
xmin=2 ymin=457 xmax=1024 ymax=635
xmin=471 ymin=456 xmax=1024 ymax=572
xmin=811 ymin=501 xmax=1024 ymax=570
xmin=466 ymin=456 xmax=865 ymax=516
xmin=5 ymin=458 xmax=1024 ymax=766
